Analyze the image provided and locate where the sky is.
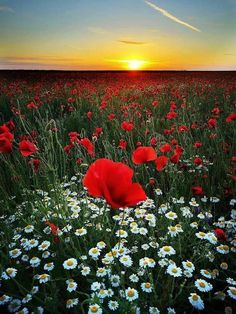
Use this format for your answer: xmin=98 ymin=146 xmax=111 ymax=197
xmin=0 ymin=0 xmax=236 ymax=70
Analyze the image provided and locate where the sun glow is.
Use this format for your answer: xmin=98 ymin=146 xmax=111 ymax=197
xmin=127 ymin=60 xmax=145 ymax=70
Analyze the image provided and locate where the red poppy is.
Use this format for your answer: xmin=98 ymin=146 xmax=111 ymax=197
xmin=193 ymin=141 xmax=202 ymax=149
xmin=121 ymin=121 xmax=134 ymax=132
xmin=166 ymin=111 xmax=177 ymax=120
xmin=0 ymin=133 xmax=13 ymax=153
xmin=118 ymin=139 xmax=127 ymax=150
xmin=0 ymin=124 xmax=10 ymax=134
xmin=150 ymin=137 xmax=157 ymax=146
xmin=83 ymin=158 xmax=146 ymax=209
xmin=214 ymin=228 xmax=227 ymax=241
xmin=160 ymin=143 xmax=171 ymax=153
xmin=194 ymin=157 xmax=203 ymax=166
xmin=29 ymin=158 xmax=41 ymax=172
xmin=19 ymin=140 xmax=38 ymax=157
xmin=132 ymin=146 xmax=157 ymax=165
xmin=226 ymin=113 xmax=236 ymax=122
xmin=208 ymin=118 xmax=217 ymax=128
xmin=79 ymin=138 xmax=95 ymax=157
xmin=155 ymin=155 xmax=168 ymax=171
xmin=192 ymin=185 xmax=203 ymax=195
xmin=87 ymin=111 xmax=92 ymax=120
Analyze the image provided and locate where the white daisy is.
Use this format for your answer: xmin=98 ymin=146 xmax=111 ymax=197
xmin=88 ymin=304 xmax=103 ymax=314
xmin=125 ymin=287 xmax=139 ymax=301
xmin=63 ymin=258 xmax=78 ymax=270
xmin=227 ymin=286 xmax=236 ymax=300
xmin=108 ymin=300 xmax=119 ymax=311
xmin=166 ymin=264 xmax=182 ymax=277
xmin=141 ymin=282 xmax=153 ymax=293
xmin=195 ymin=279 xmax=213 ymax=292
xmin=188 ymin=293 xmax=204 ymax=310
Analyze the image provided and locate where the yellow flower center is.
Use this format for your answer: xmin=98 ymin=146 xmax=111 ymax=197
xmin=127 ymin=289 xmax=135 ymax=297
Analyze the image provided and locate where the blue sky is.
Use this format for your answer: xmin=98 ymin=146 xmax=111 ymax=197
xmin=0 ymin=0 xmax=236 ymax=69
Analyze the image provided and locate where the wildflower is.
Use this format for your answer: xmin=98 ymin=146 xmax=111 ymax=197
xmin=227 ymin=287 xmax=236 ymax=300
xmin=110 ymin=275 xmax=120 ymax=287
xmin=81 ymin=266 xmax=91 ymax=276
xmin=132 ymin=146 xmax=157 ymax=165
xmin=165 ymin=211 xmax=177 ymax=220
xmin=66 ymin=298 xmax=79 ymax=309
xmin=119 ymin=255 xmax=133 ymax=267
xmin=88 ymin=304 xmax=103 ymax=314
xmin=75 ymin=228 xmax=87 ymax=236
xmin=63 ymin=258 xmax=78 ymax=270
xmin=141 ymin=282 xmax=153 ymax=293
xmin=44 ymin=262 xmax=54 ymax=271
xmin=166 ymin=264 xmax=182 ymax=277
xmin=38 ymin=274 xmax=50 ymax=284
xmin=108 ymin=300 xmax=119 ymax=311
xmin=182 ymin=261 xmax=195 ymax=272
xmin=195 ymin=279 xmax=213 ymax=292
xmin=19 ymin=140 xmax=38 ymax=157
xmin=83 ymin=158 xmax=146 ymax=209
xmin=158 ymin=246 xmax=176 ymax=257
xmin=125 ymin=287 xmax=139 ymax=301
xmin=66 ymin=280 xmax=78 ymax=292
xmin=89 ymin=247 xmax=101 ymax=259
xmin=188 ymin=293 xmax=204 ymax=310
xmin=38 ymin=241 xmax=50 ymax=251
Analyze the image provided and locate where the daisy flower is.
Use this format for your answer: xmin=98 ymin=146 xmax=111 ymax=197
xmin=188 ymin=293 xmax=204 ymax=310
xmin=88 ymin=247 xmax=101 ymax=259
xmin=66 ymin=298 xmax=79 ymax=309
xmin=227 ymin=286 xmax=236 ymax=300
xmin=125 ymin=287 xmax=139 ymax=301
xmin=119 ymin=255 xmax=133 ymax=267
xmin=166 ymin=264 xmax=182 ymax=277
xmin=141 ymin=282 xmax=153 ymax=293
xmin=88 ymin=304 xmax=103 ymax=314
xmin=63 ymin=258 xmax=78 ymax=270
xmin=108 ymin=300 xmax=119 ymax=311
xmin=195 ymin=279 xmax=213 ymax=292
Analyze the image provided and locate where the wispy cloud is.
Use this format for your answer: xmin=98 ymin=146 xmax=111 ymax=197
xmin=117 ymin=40 xmax=147 ymax=45
xmin=87 ymin=27 xmax=108 ymax=35
xmin=144 ymin=0 xmax=201 ymax=32
xmin=0 ymin=6 xmax=14 ymax=13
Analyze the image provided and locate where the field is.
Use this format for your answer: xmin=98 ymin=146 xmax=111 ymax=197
xmin=0 ymin=71 xmax=236 ymax=314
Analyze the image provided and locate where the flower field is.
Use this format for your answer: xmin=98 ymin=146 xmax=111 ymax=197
xmin=0 ymin=70 xmax=236 ymax=314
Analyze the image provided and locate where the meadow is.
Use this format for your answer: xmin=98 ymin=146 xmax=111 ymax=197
xmin=0 ymin=71 xmax=235 ymax=314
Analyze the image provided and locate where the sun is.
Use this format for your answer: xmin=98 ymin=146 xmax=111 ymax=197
xmin=127 ymin=60 xmax=145 ymax=70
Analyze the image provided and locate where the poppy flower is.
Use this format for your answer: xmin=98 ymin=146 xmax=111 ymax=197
xmin=121 ymin=121 xmax=134 ymax=132
xmin=118 ymin=139 xmax=127 ymax=150
xmin=29 ymin=158 xmax=41 ymax=172
xmin=79 ymin=138 xmax=95 ymax=157
xmin=83 ymin=158 xmax=146 ymax=209
xmin=194 ymin=157 xmax=203 ymax=166
xmin=192 ymin=185 xmax=203 ymax=196
xmin=0 ymin=124 xmax=10 ymax=134
xmin=132 ymin=146 xmax=157 ymax=165
xmin=0 ymin=133 xmax=13 ymax=153
xmin=160 ymin=143 xmax=171 ymax=153
xmin=226 ymin=113 xmax=236 ymax=122
xmin=214 ymin=228 xmax=227 ymax=241
xmin=155 ymin=155 xmax=168 ymax=171
xmin=208 ymin=118 xmax=217 ymax=128
xmin=19 ymin=140 xmax=38 ymax=157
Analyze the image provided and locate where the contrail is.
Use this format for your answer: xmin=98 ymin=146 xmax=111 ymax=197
xmin=145 ymin=0 xmax=201 ymax=32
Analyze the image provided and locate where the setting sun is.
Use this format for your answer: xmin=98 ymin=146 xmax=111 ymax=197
xmin=127 ymin=60 xmax=145 ymax=70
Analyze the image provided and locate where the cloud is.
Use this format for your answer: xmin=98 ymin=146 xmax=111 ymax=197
xmin=0 ymin=6 xmax=14 ymax=13
xmin=117 ymin=40 xmax=147 ymax=45
xmin=144 ymin=0 xmax=201 ymax=32
xmin=87 ymin=27 xmax=108 ymax=35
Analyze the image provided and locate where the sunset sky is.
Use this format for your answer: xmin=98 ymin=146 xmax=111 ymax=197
xmin=0 ymin=0 xmax=236 ymax=70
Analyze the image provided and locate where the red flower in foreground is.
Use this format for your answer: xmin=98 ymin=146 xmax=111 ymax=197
xmin=83 ymin=158 xmax=147 ymax=209
xmin=132 ymin=146 xmax=157 ymax=165
xmin=155 ymin=155 xmax=168 ymax=171
xmin=19 ymin=140 xmax=38 ymax=157
xmin=214 ymin=228 xmax=227 ymax=241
